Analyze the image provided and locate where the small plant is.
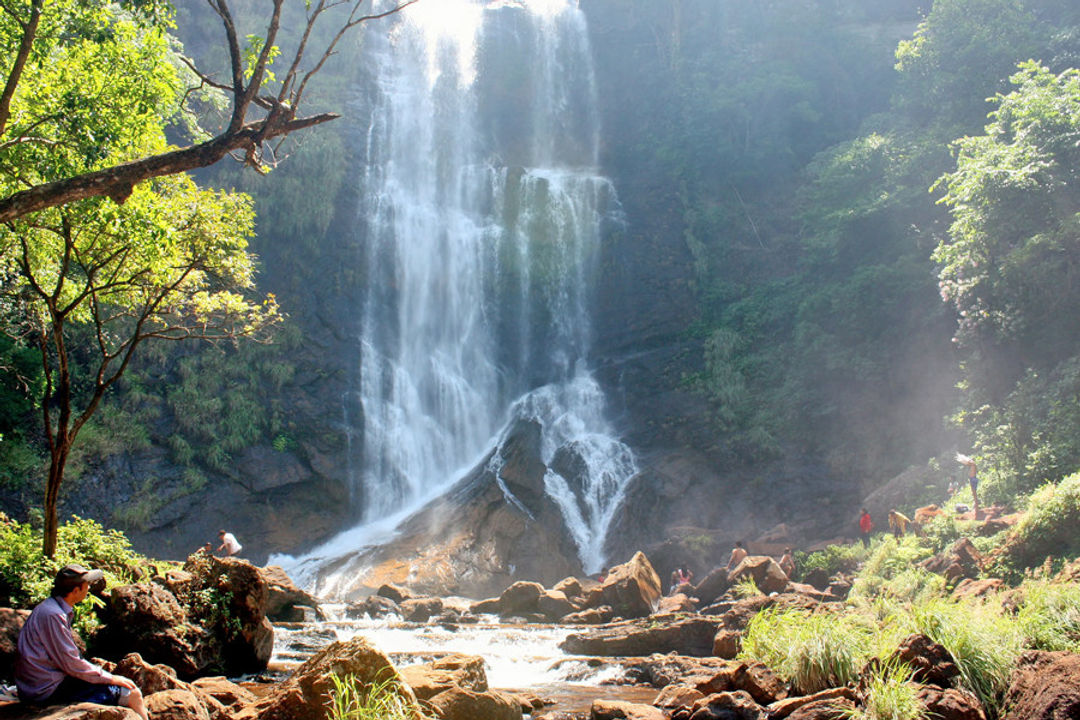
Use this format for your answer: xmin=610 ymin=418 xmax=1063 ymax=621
xmin=733 ymin=575 xmax=763 ymax=598
xmin=847 ymin=658 xmax=927 ymax=720
xmin=327 ymin=671 xmax=413 ymax=720
xmin=795 ymin=542 xmax=867 ymax=582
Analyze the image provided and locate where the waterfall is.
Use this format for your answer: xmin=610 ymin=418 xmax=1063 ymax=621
xmin=278 ymin=0 xmax=636 ymax=589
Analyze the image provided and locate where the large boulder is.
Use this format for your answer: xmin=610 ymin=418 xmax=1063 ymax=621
xmin=889 ymin=634 xmax=959 ymax=687
xmin=1001 ymin=650 xmax=1080 ymax=720
xmin=597 ymin=552 xmax=662 ymax=618
xmin=728 ymin=556 xmax=788 ymax=595
xmin=260 ymin=566 xmax=323 ymax=622
xmin=233 ymin=637 xmax=421 ymax=720
xmin=182 ymin=555 xmax=274 ymax=673
xmin=498 ymin=581 xmax=545 ymax=615
xmin=144 ymin=689 xmax=211 ymax=720
xmin=685 ymin=691 xmax=764 ymax=720
xmin=427 ymin=687 xmax=522 ymax=720
xmin=560 ymin=615 xmax=721 ymax=657
xmin=767 ymin=689 xmax=856 ymax=720
xmin=95 ymin=584 xmax=212 ymax=677
xmin=398 ymin=653 xmax=488 ymax=700
xmin=17 ymin=704 xmax=142 ymax=720
xmin=692 ymin=569 xmax=730 ymax=605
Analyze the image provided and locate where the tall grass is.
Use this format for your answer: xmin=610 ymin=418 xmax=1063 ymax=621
xmin=912 ymin=599 xmax=1022 ymax=719
xmin=845 ymin=659 xmax=927 ymax=720
xmin=327 ymin=672 xmax=413 ymax=720
xmin=1016 ymin=580 xmax=1080 ymax=652
xmin=740 ymin=607 xmax=877 ymax=694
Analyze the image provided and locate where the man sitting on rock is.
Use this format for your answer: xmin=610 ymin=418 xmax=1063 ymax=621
xmin=15 ymin=564 xmax=148 ymax=719
xmin=726 ymin=541 xmax=747 ymax=573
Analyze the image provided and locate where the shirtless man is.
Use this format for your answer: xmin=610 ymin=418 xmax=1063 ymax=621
xmin=726 ymin=541 xmax=747 ymax=573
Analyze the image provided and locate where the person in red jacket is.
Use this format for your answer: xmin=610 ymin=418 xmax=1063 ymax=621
xmin=858 ymin=508 xmax=873 ymax=547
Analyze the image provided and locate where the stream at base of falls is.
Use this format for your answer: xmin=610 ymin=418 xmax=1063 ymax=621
xmin=271 ymin=610 xmax=659 ymax=714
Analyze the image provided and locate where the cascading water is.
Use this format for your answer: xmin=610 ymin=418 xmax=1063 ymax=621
xmin=278 ymin=0 xmax=636 ymax=591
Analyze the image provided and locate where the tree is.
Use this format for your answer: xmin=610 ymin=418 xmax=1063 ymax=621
xmin=0 ymin=0 xmax=416 ymax=223
xmin=0 ymin=0 xmax=410 ymax=556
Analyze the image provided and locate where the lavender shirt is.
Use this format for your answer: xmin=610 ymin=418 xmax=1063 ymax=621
xmin=15 ymin=596 xmax=115 ymax=702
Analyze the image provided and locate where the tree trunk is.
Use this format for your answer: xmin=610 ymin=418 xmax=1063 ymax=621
xmin=42 ymin=440 xmax=69 ymax=558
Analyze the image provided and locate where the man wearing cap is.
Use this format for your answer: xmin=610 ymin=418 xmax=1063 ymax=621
xmin=15 ymin=564 xmax=149 ymax=719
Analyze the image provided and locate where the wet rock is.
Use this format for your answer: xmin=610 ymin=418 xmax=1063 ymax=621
xmin=560 ymin=614 xmax=721 ymax=657
xmin=427 ymin=687 xmax=522 ymax=720
xmin=622 ymin=654 xmax=732 ymax=689
xmin=499 ymin=581 xmax=546 ymax=615
xmin=470 ymin=597 xmax=502 ymax=615
xmin=345 ymin=594 xmax=399 ymax=619
xmin=916 ymin=686 xmax=985 ymax=720
xmin=260 ymin=566 xmax=323 ymax=622
xmin=399 ymin=653 xmax=488 ymax=700
xmin=784 ymin=583 xmax=838 ymax=603
xmin=590 ymin=699 xmax=666 ymax=720
xmin=1001 ymin=650 xmax=1080 ymax=720
xmin=889 ymin=634 xmax=959 ymax=687
xmin=399 ymin=597 xmax=443 ymax=622
xmin=561 ymin=606 xmax=613 ymax=624
xmin=377 ymin=583 xmax=413 ymax=603
xmin=728 ymin=556 xmax=788 ymax=595
xmin=144 ymin=689 xmax=211 ymax=720
xmin=598 ymin=552 xmax=663 ymax=618
xmin=233 ymin=636 xmax=420 ymax=720
xmin=767 ymin=688 xmax=856 ymax=720
xmin=539 ymin=589 xmax=577 ymax=620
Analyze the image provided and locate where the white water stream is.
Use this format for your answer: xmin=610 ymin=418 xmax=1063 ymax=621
xmin=276 ymin=0 xmax=637 ymax=592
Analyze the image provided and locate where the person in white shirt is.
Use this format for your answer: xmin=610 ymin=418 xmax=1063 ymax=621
xmin=216 ymin=530 xmax=242 ymax=557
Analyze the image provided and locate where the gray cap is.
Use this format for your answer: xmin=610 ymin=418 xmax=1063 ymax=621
xmin=55 ymin=563 xmax=104 ymax=585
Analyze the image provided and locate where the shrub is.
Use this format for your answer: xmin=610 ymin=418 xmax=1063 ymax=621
xmin=795 ymin=542 xmax=868 ymax=582
xmin=998 ymin=474 xmax=1080 ymax=573
xmin=741 ymin=607 xmax=877 ymax=694
xmin=849 ymin=536 xmax=936 ymax=601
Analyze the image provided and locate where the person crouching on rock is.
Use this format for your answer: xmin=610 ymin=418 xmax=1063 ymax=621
xmin=15 ymin=564 xmax=148 ymax=719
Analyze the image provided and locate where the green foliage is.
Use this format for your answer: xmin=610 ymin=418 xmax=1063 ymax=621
xmin=795 ymin=542 xmax=868 ymax=582
xmin=740 ymin=607 xmax=877 ymax=694
xmin=849 ymin=536 xmax=936 ymax=600
xmin=0 ymin=515 xmax=141 ymax=609
xmin=992 ymin=473 xmax=1080 ymax=575
xmin=913 ymin=598 xmax=1022 ymax=718
xmin=1016 ymin=580 xmax=1080 ymax=652
xmin=327 ymin=671 xmax=413 ymax=720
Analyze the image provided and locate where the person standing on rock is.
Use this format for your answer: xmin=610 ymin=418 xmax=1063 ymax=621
xmin=859 ymin=508 xmax=873 ymax=547
xmin=726 ymin=541 xmax=747 ymax=573
xmin=217 ymin=529 xmax=242 ymax=557
xmin=15 ymin=564 xmax=149 ymax=719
